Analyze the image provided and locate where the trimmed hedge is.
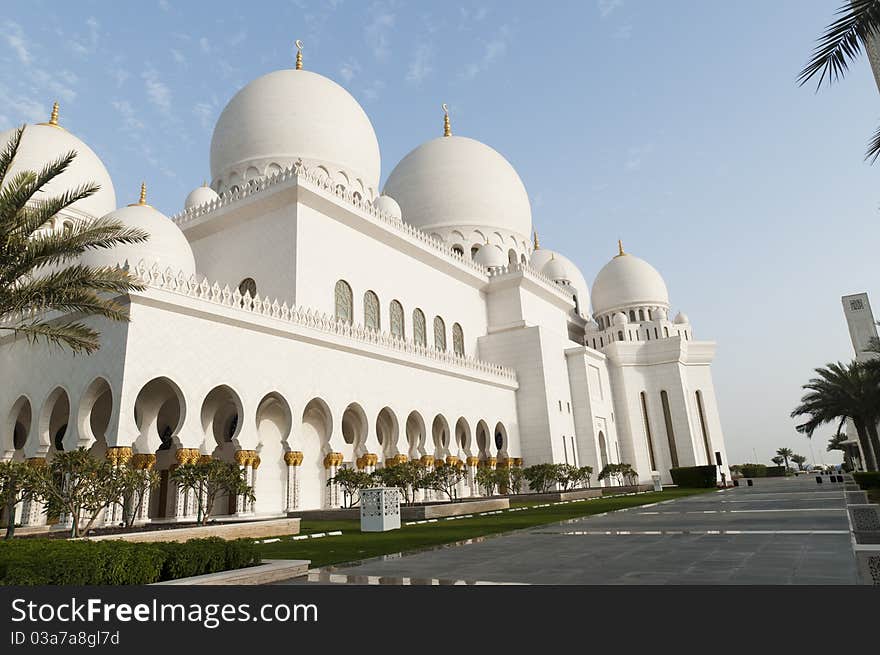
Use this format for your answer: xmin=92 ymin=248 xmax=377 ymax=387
xmin=765 ymin=466 xmax=786 ymax=477
xmin=670 ymin=466 xmax=718 ymax=488
xmin=738 ymin=463 xmax=767 ymax=478
xmin=853 ymin=472 xmax=880 ymax=489
xmin=0 ymin=537 xmax=260 ymax=586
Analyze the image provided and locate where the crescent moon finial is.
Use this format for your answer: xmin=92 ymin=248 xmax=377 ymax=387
xmin=295 ymin=40 xmax=304 ymax=70
xmin=442 ymin=103 xmax=451 ymax=137
xmin=442 ymin=103 xmax=448 ymax=113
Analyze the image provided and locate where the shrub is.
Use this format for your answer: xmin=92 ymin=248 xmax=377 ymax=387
xmin=765 ymin=466 xmax=786 ymax=477
xmin=738 ymin=463 xmax=767 ymax=478
xmin=0 ymin=537 xmax=260 ymax=585
xmin=853 ymin=472 xmax=880 ymax=489
xmin=670 ymin=465 xmax=718 ymax=488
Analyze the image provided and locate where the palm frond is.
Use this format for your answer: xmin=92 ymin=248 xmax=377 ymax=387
xmin=866 ymin=122 xmax=880 ymax=163
xmin=0 ymin=127 xmax=24 ymax=185
xmin=798 ymin=0 xmax=880 ymax=89
xmin=0 ymin=319 xmax=101 ymax=354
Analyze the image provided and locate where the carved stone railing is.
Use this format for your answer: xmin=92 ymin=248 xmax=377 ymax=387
xmin=131 ymin=260 xmax=518 ymax=384
xmin=169 ymin=162 xmax=572 ymax=302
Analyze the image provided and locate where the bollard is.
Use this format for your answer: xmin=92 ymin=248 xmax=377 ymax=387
xmin=747 ymin=479 xmax=753 ymax=487
xmin=816 ymin=476 xmax=823 ymax=484
xmin=733 ymin=479 xmax=739 ymax=487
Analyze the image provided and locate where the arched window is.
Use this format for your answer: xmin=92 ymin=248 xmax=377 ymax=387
xmin=660 ymin=390 xmax=680 ymax=467
xmin=334 ymin=280 xmax=353 ymax=324
xmin=572 ymin=294 xmax=579 ymax=314
xmin=664 ymin=326 xmax=670 ymax=338
xmin=648 ymin=309 xmax=653 ymax=320
xmin=413 ymin=309 xmax=427 ymax=346
xmin=470 ymin=245 xmax=480 ymax=259
xmin=452 ymin=245 xmax=464 ymax=257
xmin=520 ymin=253 xmax=527 ymax=265
xmin=62 ymin=220 xmax=74 ymax=233
xmin=452 ymin=322 xmax=464 ymax=356
xmin=364 ymin=290 xmax=380 ymax=330
xmin=434 ymin=316 xmax=446 ymax=351
xmin=390 ymin=300 xmax=404 ymax=339
xmin=638 ymin=309 xmax=645 ymax=321
xmin=654 ymin=327 xmax=659 ymax=339
xmin=629 ymin=310 xmax=636 ymax=322
xmin=238 ymin=278 xmax=257 ymax=297
xmin=508 ymin=249 xmax=517 ymax=266
xmin=599 ymin=336 xmax=604 ymax=347
xmin=618 ymin=330 xmax=624 ymax=342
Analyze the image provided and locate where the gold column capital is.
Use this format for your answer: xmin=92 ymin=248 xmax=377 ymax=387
xmin=284 ymin=451 xmax=304 ymax=466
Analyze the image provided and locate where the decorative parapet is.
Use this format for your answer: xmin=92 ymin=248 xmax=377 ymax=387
xmin=129 ymin=259 xmax=518 ymax=385
xmin=168 ymin=161 xmax=569 ymax=302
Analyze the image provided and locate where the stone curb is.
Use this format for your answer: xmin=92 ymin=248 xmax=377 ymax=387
xmin=152 ymin=559 xmax=310 ymax=585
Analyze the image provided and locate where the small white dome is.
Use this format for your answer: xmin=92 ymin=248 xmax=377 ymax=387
xmin=383 ymin=135 xmax=531 ymax=239
xmin=210 ymin=69 xmax=380 ymax=195
xmin=612 ymin=312 xmax=628 ymax=326
xmin=0 ymin=121 xmax=116 ymax=218
xmin=655 ymin=307 xmax=668 ymax=321
xmin=374 ymin=194 xmax=401 ymax=220
xmin=475 ymin=243 xmax=507 ymax=269
xmin=82 ymin=198 xmax=196 ymax=277
xmin=184 ymin=185 xmax=220 ymax=211
xmin=591 ymin=248 xmax=669 ymax=316
xmin=530 ymin=246 xmax=590 ymax=313
xmin=674 ymin=312 xmax=689 ymax=324
xmin=542 ymin=255 xmax=570 ymax=283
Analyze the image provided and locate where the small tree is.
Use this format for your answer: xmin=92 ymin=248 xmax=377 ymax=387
xmin=620 ymin=464 xmax=638 ymax=485
xmin=555 ymin=464 xmax=578 ymax=491
xmin=598 ymin=463 xmax=631 ymax=487
xmin=791 ymin=454 xmax=807 ymax=471
xmin=30 ymin=449 xmax=126 ymax=538
xmin=372 ymin=461 xmax=427 ymax=505
xmin=425 ymin=463 xmax=466 ymax=501
xmin=170 ymin=460 xmax=253 ymax=525
xmin=475 ymin=465 xmax=498 ymax=496
xmin=508 ymin=467 xmax=524 ymax=494
xmin=523 ymin=463 xmax=558 ymax=493
xmin=0 ymin=460 xmax=38 ymax=539
xmin=576 ymin=465 xmax=594 ymax=488
xmin=328 ymin=467 xmax=373 ymax=508
xmin=771 ymin=455 xmax=785 ymax=467
xmin=117 ymin=465 xmax=159 ymax=527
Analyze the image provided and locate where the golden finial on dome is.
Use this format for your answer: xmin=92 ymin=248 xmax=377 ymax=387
xmin=442 ymin=103 xmax=451 ymax=137
xmin=129 ymin=181 xmax=150 ymax=207
xmin=39 ymin=101 xmax=62 ymax=129
xmin=616 ymin=239 xmax=627 ymax=257
xmin=533 ymin=231 xmax=540 ymax=250
xmin=295 ymin=40 xmax=304 ymax=70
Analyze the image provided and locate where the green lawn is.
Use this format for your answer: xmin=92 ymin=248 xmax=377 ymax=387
xmin=258 ymin=487 xmax=712 ymax=569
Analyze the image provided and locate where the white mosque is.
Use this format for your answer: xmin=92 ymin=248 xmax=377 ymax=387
xmin=0 ymin=45 xmax=730 ymax=526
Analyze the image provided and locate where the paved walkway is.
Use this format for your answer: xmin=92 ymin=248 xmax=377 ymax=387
xmin=285 ymin=477 xmax=858 ymax=585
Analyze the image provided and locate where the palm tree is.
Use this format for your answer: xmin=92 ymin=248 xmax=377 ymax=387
xmin=791 ymin=453 xmax=807 ymax=471
xmin=776 ymin=447 xmax=794 ymax=471
xmin=0 ymin=127 xmax=148 ymax=354
xmin=798 ymin=0 xmax=880 ymax=162
xmin=791 ymin=361 xmax=879 ymax=471
xmin=771 ymin=455 xmax=785 ymax=466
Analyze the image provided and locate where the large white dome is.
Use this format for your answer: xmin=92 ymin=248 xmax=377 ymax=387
xmin=210 ymin=69 xmax=380 ymax=196
xmin=591 ymin=249 xmax=669 ymax=316
xmin=383 ymin=135 xmax=532 ymax=238
xmin=0 ymin=121 xmax=116 ymax=219
xmin=82 ymin=199 xmax=196 ymax=277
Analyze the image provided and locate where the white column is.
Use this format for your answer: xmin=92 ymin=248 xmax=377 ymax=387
xmin=284 ymin=452 xmax=303 ymax=511
xmin=324 ymin=452 xmax=343 ymax=508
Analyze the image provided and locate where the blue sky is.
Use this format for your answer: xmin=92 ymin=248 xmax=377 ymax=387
xmin=2 ymin=0 xmax=878 ymax=467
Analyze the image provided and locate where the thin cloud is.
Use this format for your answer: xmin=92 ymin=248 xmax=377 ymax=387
xmin=3 ymin=22 xmax=32 ymax=65
xmin=612 ymin=24 xmax=633 ymax=40
xmin=598 ymin=0 xmax=623 ymax=18
xmin=142 ymin=68 xmax=172 ymax=113
xmin=193 ymin=99 xmax=218 ymax=130
xmin=361 ymin=79 xmax=385 ymax=103
xmin=199 ymin=37 xmax=211 ymax=54
xmin=364 ymin=4 xmax=395 ymax=59
xmin=461 ymin=25 xmax=512 ymax=80
xmin=406 ymin=42 xmax=433 ymax=84
xmin=71 ymin=17 xmax=100 ymax=56
xmin=112 ymin=99 xmax=145 ymax=131
xmin=339 ymin=58 xmax=361 ymax=84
